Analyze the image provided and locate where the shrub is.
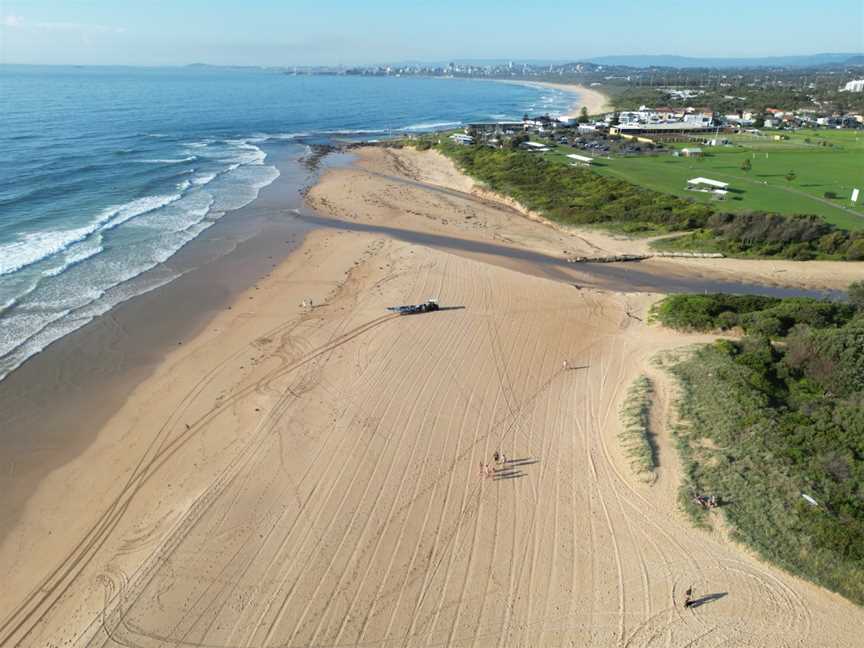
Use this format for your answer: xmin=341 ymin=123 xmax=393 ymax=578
xmin=665 ymin=326 xmax=864 ymax=604
xmin=849 ymin=281 xmax=864 ymax=311
xmin=618 ymin=375 xmax=656 ymax=480
xmin=654 ymin=293 xmax=855 ymax=337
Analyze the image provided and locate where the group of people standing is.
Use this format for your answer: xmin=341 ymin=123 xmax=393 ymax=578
xmin=480 ymin=451 xmax=508 ymax=479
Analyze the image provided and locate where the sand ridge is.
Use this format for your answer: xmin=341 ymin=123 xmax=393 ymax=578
xmin=1 ymin=150 xmax=862 ymax=646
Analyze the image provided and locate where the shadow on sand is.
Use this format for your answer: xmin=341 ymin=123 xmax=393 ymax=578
xmin=504 ymin=458 xmax=539 ymax=468
xmin=688 ymin=592 xmax=727 ymax=609
xmin=493 ymin=469 xmax=525 ymax=480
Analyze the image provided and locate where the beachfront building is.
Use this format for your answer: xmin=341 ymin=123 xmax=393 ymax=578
xmin=450 ymin=133 xmax=474 ymax=146
xmin=687 ymin=177 xmax=729 ymax=196
xmin=467 ymin=122 xmax=522 ymax=135
xmin=566 ymin=153 xmax=594 ymax=167
xmin=613 ymin=105 xmax=716 ymax=135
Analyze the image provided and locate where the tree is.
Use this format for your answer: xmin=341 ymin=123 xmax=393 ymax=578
xmin=741 ymin=158 xmax=752 ymax=173
xmin=578 ymin=106 xmax=590 ymax=124
xmin=509 ymin=133 xmax=528 ymax=150
xmin=849 ymin=281 xmax=864 ymax=311
xmin=785 ymin=170 xmax=797 ymax=183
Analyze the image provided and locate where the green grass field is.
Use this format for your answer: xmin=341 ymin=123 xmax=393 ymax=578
xmin=570 ymin=130 xmax=864 ymax=231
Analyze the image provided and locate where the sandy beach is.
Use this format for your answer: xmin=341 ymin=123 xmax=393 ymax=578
xmin=1 ymin=146 xmax=862 ymax=647
xmin=499 ymin=80 xmax=612 ymax=117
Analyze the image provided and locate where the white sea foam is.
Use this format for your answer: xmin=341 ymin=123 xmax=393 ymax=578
xmin=192 ymin=172 xmax=218 ymax=186
xmin=0 ymin=136 xmax=281 ymax=384
xmin=0 ymin=193 xmax=182 ymax=278
xmin=139 ymin=156 xmax=197 ymax=164
xmin=320 ymin=128 xmax=384 ymax=135
xmin=44 ymin=237 xmax=104 ymax=278
xmin=402 ymin=121 xmax=462 ymax=131
xmin=101 ymin=193 xmax=182 ymax=231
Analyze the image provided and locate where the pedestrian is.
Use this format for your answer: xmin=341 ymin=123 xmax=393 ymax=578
xmin=684 ymin=587 xmax=694 ymax=608
xmin=493 ymin=451 xmax=500 ymax=464
xmin=500 ymin=452 xmax=507 ymax=465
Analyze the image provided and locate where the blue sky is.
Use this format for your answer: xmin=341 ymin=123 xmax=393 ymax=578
xmin=1 ymin=0 xmax=862 ymax=66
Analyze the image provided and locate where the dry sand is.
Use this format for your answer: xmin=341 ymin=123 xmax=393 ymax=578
xmin=537 ymin=82 xmax=612 ymax=118
xmin=320 ymin=147 xmax=862 ymax=292
xmin=1 ymin=148 xmax=862 ymax=647
xmin=500 ymin=81 xmax=612 ymax=117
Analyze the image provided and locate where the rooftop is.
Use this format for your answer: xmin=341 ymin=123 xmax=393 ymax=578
xmin=687 ymin=177 xmax=729 ymax=189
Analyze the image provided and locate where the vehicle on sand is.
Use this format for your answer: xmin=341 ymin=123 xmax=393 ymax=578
xmin=387 ymin=299 xmax=440 ymax=315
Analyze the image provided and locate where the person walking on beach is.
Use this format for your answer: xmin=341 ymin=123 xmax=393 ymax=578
xmin=493 ymin=451 xmax=500 ymax=464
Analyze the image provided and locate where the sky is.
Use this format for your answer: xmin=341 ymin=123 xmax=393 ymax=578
xmin=1 ymin=0 xmax=863 ymax=66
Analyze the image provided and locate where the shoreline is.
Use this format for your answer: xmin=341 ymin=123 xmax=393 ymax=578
xmin=2 ymin=141 xmax=862 ymax=644
xmin=494 ymin=79 xmax=612 ymax=117
xmin=0 ymin=142 xmax=318 ymax=541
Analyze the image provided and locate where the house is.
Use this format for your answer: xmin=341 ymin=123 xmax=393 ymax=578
xmin=566 ymin=153 xmax=594 ymax=167
xmin=449 ymin=133 xmax=474 ymax=146
xmin=681 ymin=147 xmax=703 ymax=158
xmin=687 ymin=177 xmax=729 ymax=196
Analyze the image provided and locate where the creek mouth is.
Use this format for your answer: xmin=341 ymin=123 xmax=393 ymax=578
xmin=292 ymin=211 xmax=844 ymax=300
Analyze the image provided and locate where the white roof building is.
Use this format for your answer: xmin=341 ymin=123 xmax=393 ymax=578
xmin=566 ymin=154 xmax=594 ymax=166
xmin=687 ymin=177 xmax=729 ymax=195
xmin=687 ymin=177 xmax=728 ymax=189
xmin=522 ymin=141 xmax=550 ymax=152
xmin=449 ymin=133 xmax=474 ymax=145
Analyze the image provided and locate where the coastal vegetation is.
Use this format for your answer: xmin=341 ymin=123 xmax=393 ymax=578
xmin=617 ymin=375 xmax=656 ymax=481
xmin=655 ymin=288 xmax=864 ymax=604
xmin=653 ymin=211 xmax=864 ymax=260
xmin=433 ymin=141 xmax=863 ymax=259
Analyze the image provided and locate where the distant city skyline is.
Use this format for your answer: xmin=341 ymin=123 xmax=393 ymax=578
xmin=1 ymin=0 xmax=863 ymax=67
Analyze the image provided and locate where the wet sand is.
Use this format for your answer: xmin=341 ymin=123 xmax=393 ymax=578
xmin=1 ymin=144 xmax=862 ymax=647
xmin=0 ymin=142 xmax=315 ymax=541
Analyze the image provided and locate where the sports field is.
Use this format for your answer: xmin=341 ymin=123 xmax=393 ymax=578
xmin=586 ymin=129 xmax=864 ymax=230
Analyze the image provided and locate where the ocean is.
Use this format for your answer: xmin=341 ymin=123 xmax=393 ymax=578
xmin=0 ymin=66 xmax=576 ymax=382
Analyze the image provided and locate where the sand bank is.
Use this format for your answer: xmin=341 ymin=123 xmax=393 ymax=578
xmin=2 ymin=146 xmax=862 ymax=647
